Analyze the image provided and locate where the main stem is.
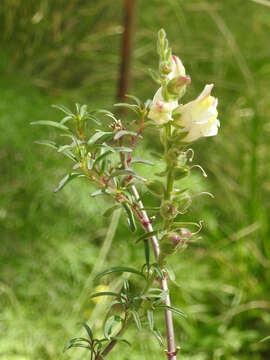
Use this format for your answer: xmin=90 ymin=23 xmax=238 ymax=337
xmin=130 ymin=185 xmax=177 ymax=360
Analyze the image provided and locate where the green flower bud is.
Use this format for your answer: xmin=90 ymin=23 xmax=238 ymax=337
xmin=174 ymin=166 xmax=189 ymax=180
xmin=167 ymin=75 xmax=191 ymax=98
xmin=160 ymin=200 xmax=177 ymax=220
xmin=159 ymin=61 xmax=172 ymax=75
xmin=146 ymin=180 xmax=165 ymax=197
xmin=159 ymin=232 xmax=186 ymax=264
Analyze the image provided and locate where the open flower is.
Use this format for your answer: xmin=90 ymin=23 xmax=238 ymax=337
xmin=174 ymin=84 xmax=220 ymax=142
xmin=148 ymin=87 xmax=178 ymax=125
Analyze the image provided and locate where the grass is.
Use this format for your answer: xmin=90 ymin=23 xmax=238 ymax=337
xmin=1 ymin=0 xmax=270 ymax=359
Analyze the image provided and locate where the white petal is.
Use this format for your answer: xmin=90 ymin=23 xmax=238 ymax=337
xmin=196 ymin=84 xmax=214 ymax=103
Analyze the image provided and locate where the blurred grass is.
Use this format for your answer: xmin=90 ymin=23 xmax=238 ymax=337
xmin=1 ymin=0 xmax=270 ymax=359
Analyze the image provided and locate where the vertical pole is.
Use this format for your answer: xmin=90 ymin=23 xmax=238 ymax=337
xmin=117 ymin=0 xmax=137 ymax=103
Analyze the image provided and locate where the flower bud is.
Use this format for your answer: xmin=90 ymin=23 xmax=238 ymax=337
xmin=159 ymin=232 xmax=186 ymax=264
xmin=167 ymin=75 xmax=191 ymax=98
xmin=160 ymin=200 xmax=177 ymax=220
xmin=159 ymin=61 xmax=172 ymax=75
xmin=146 ymin=180 xmax=165 ymax=197
xmin=174 ymin=166 xmax=189 ymax=180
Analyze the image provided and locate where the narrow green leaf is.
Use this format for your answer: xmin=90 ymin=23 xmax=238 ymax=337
xmin=147 ymin=310 xmax=154 ymax=330
xmin=63 ymin=338 xmax=91 ymax=352
xmin=114 ymin=130 xmax=137 ymax=140
xmin=113 ymin=103 xmax=139 ymax=114
xmin=52 ymin=104 xmax=72 ymax=116
xmin=131 ymin=158 xmax=154 ymax=166
xmin=90 ymin=292 xmax=119 ymax=300
xmin=80 ymin=104 xmax=87 ymax=118
xmin=171 ymin=221 xmax=200 ymax=229
xmin=54 ymin=173 xmax=81 ymax=193
xmin=151 ymin=263 xmax=164 ymax=280
xmin=122 ymin=203 xmax=137 ymax=232
xmin=109 ymin=169 xmax=146 ymax=182
xmin=66 ymin=343 xmax=91 ymax=350
xmin=130 ymin=310 xmax=142 ymax=330
xmin=103 ymin=205 xmax=121 ymax=217
xmin=125 ymin=94 xmax=141 ymax=106
xmin=152 ymin=328 xmax=164 ymax=346
xmin=88 ymin=131 xmax=113 ymax=146
xmin=82 ymin=323 xmax=93 ymax=341
xmin=136 ymin=231 xmax=159 ymax=243
xmin=60 ymin=115 xmax=73 ymax=124
xmin=260 ymin=335 xmax=270 ymax=343
xmin=30 ymin=120 xmax=69 ymax=131
xmin=110 ymin=337 xmax=131 ymax=346
xmin=57 ymin=144 xmax=73 ymax=153
xmin=156 ymin=305 xmax=186 ymax=318
xmin=34 ymin=140 xmax=58 ymax=150
xmin=93 ymin=150 xmax=114 ymax=166
xmin=90 ymin=189 xmax=109 ymax=197
xmin=104 ymin=315 xmax=122 ymax=339
xmin=144 ymin=240 xmax=150 ymax=268
xmin=113 ymin=146 xmax=133 ymax=153
xmin=94 ymin=266 xmax=145 ymax=281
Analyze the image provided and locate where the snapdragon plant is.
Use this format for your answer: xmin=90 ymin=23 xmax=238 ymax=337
xmin=32 ymin=29 xmax=219 ymax=360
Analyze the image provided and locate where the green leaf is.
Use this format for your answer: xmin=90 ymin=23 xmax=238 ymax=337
xmin=113 ymin=146 xmax=133 ymax=153
xmin=94 ymin=266 xmax=145 ymax=281
xmin=65 ymin=343 xmax=91 ymax=351
xmin=131 ymin=158 xmax=154 ymax=166
xmin=80 ymin=104 xmax=87 ymax=118
xmin=146 ymin=180 xmax=165 ymax=197
xmin=110 ymin=337 xmax=131 ymax=346
xmin=54 ymin=173 xmax=82 ymax=193
xmin=30 ymin=120 xmax=69 ymax=131
xmin=152 ymin=328 xmax=164 ymax=346
xmin=130 ymin=310 xmax=142 ymax=330
xmin=136 ymin=231 xmax=159 ymax=243
xmin=144 ymin=240 xmax=150 ymax=268
xmin=109 ymin=169 xmax=146 ymax=183
xmin=60 ymin=115 xmax=73 ymax=124
xmin=90 ymin=292 xmax=119 ymax=300
xmin=63 ymin=338 xmax=91 ymax=352
xmin=151 ymin=263 xmax=164 ymax=280
xmin=88 ymin=131 xmax=113 ymax=146
xmin=147 ymin=310 xmax=154 ymax=330
xmin=260 ymin=335 xmax=270 ymax=343
xmin=104 ymin=315 xmax=122 ymax=339
xmin=52 ymin=104 xmax=73 ymax=116
xmin=82 ymin=323 xmax=93 ymax=340
xmin=125 ymin=94 xmax=141 ymax=106
xmin=113 ymin=103 xmax=139 ymax=114
xmin=90 ymin=189 xmax=109 ymax=197
xmin=156 ymin=305 xmax=186 ymax=318
xmin=34 ymin=140 xmax=59 ymax=150
xmin=122 ymin=202 xmax=137 ymax=232
xmin=149 ymin=68 xmax=161 ymax=84
xmin=93 ymin=150 xmax=114 ymax=166
xmin=57 ymin=144 xmax=73 ymax=153
xmin=114 ymin=130 xmax=137 ymax=140
xmin=103 ymin=205 xmax=121 ymax=217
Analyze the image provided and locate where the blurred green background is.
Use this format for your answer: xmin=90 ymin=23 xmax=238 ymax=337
xmin=1 ymin=0 xmax=270 ymax=359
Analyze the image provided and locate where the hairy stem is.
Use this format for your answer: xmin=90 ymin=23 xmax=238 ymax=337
xmin=130 ymin=185 xmax=177 ymax=360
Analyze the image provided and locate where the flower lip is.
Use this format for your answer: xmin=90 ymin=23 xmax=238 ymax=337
xmin=173 ymin=83 xmax=219 ymax=142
